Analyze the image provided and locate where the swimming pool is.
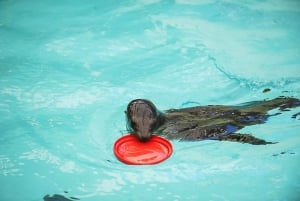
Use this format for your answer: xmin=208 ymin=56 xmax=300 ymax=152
xmin=1 ymin=0 xmax=300 ymax=200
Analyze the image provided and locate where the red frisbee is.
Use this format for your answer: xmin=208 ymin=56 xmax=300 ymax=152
xmin=113 ymin=134 xmax=173 ymax=165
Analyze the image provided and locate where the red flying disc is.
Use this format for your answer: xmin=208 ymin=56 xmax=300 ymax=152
xmin=113 ymin=134 xmax=173 ymax=165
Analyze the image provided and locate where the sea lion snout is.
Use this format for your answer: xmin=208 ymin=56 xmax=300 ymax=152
xmin=136 ymin=131 xmax=152 ymax=142
xmin=126 ymin=99 xmax=159 ymax=142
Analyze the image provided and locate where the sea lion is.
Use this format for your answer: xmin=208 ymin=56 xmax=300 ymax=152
xmin=126 ymin=97 xmax=300 ymax=145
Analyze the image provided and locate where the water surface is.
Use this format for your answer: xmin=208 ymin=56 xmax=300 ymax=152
xmin=1 ymin=0 xmax=300 ymax=201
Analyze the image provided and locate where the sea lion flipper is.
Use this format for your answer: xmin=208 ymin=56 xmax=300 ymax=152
xmin=218 ymin=133 xmax=276 ymax=145
xmin=239 ymin=97 xmax=300 ymax=114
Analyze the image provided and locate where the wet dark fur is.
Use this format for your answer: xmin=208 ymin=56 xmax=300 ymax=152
xmin=126 ymin=97 xmax=300 ymax=145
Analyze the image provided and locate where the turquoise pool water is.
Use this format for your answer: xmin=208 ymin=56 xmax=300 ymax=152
xmin=1 ymin=0 xmax=300 ymax=200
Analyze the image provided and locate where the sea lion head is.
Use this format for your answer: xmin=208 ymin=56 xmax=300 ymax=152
xmin=126 ymin=99 xmax=160 ymax=142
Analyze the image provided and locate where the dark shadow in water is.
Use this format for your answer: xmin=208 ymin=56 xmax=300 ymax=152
xmin=43 ymin=194 xmax=80 ymax=201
